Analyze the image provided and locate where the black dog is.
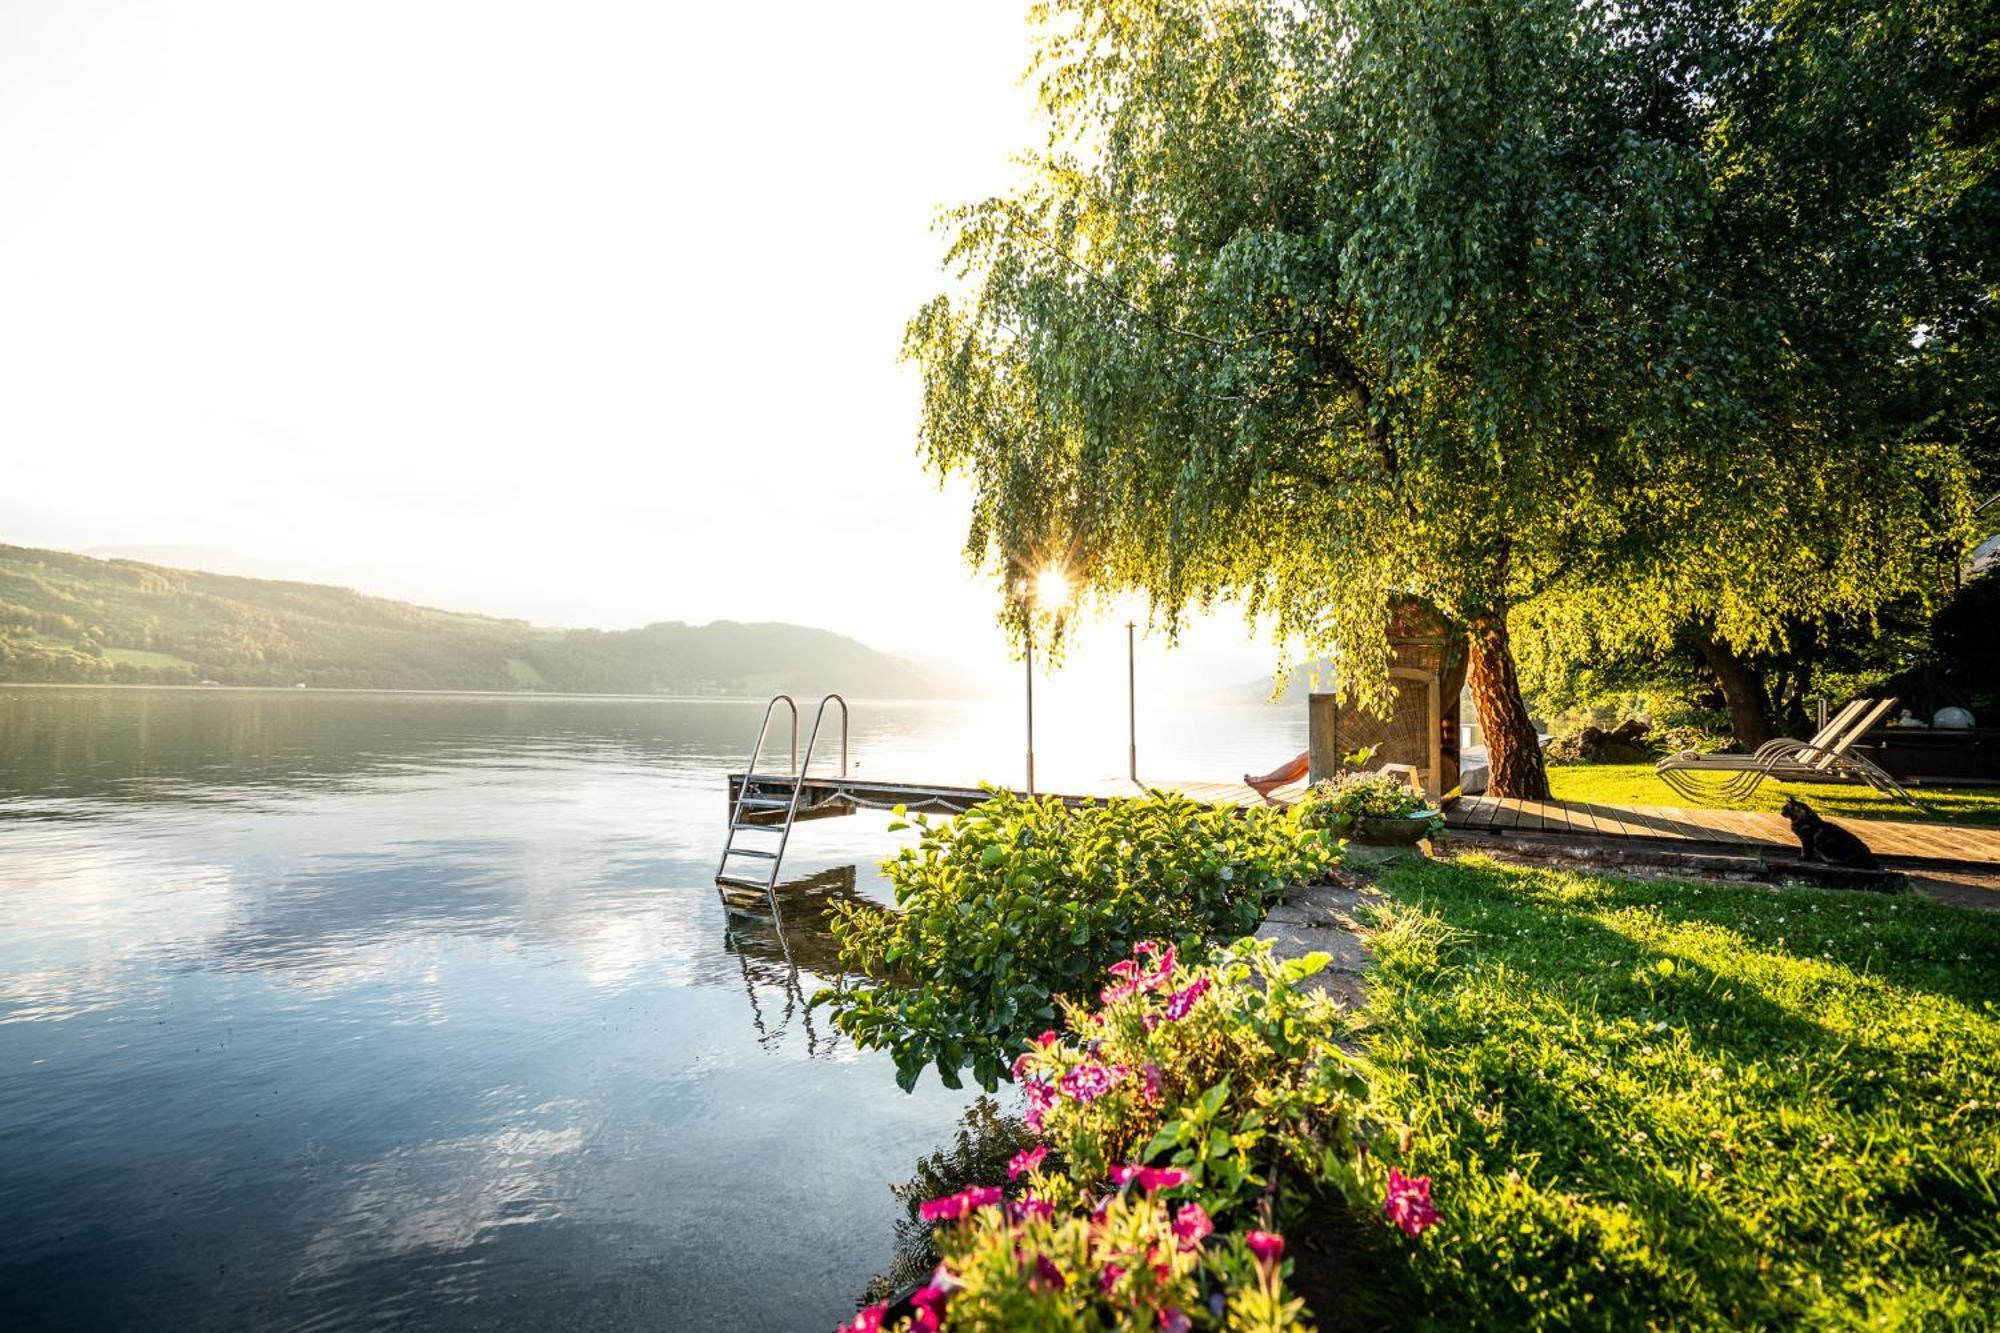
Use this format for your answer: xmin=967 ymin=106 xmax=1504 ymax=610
xmin=1781 ymin=797 xmax=1881 ymax=871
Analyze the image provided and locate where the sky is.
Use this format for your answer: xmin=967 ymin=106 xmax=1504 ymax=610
xmin=0 ymin=0 xmax=1285 ymax=697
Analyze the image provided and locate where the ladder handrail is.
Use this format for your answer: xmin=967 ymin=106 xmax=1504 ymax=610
xmin=717 ymin=693 xmax=847 ymax=889
xmin=767 ymin=694 xmax=848 ymax=883
xmin=718 ymin=694 xmax=799 ymax=881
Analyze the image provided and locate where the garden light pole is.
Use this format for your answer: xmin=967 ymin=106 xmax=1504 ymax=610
xmin=1022 ymin=567 xmax=1070 ymax=798
xmin=1127 ymin=618 xmax=1138 ymax=784
xmin=1024 ymin=632 xmax=1036 ymax=796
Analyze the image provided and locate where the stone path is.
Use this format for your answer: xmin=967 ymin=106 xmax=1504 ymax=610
xmin=1253 ymin=870 xmax=1385 ymax=1008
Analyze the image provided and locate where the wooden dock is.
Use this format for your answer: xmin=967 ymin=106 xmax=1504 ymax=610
xmin=725 ymin=770 xmax=1303 ymax=822
xmin=726 ymin=772 xmax=1998 ymax=870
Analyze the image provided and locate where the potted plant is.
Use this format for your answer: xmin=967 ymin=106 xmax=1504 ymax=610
xmin=1299 ymin=769 xmax=1445 ymax=846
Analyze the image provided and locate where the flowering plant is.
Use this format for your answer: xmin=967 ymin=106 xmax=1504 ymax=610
xmin=842 ymin=1178 xmax=1308 ymax=1332
xmin=850 ymin=942 xmax=1443 ymax=1330
xmin=1017 ymin=939 xmax=1369 ymax=1224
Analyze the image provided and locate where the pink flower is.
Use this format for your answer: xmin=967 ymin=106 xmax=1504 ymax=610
xmin=1008 ymin=1145 xmax=1048 ymax=1180
xmin=1142 ymin=1012 xmax=1161 ymax=1032
xmin=916 ymin=1264 xmax=956 ymax=1320
xmin=1160 ymin=1310 xmax=1193 ymax=1333
xmin=1011 ymin=1196 xmax=1055 ymax=1223
xmin=1383 ymin=1168 xmax=1440 ymax=1237
xmin=1141 ymin=1063 xmax=1164 ymax=1104
xmin=1010 ymin=1050 xmax=1035 ymax=1080
xmin=1059 ymin=1062 xmax=1125 ymax=1103
xmin=836 ymin=1304 xmax=886 ymax=1333
xmin=1111 ymin=1164 xmax=1190 ymax=1191
xmin=1097 ymin=1261 xmax=1126 ymax=1292
xmin=909 ymin=1311 xmax=939 ymax=1333
xmin=1162 ymin=978 xmax=1210 ymax=1021
xmin=1036 ymin=1029 xmax=1060 ymax=1047
xmin=1139 ymin=942 xmax=1177 ymax=988
xmin=1100 ymin=981 xmax=1137 ymax=1006
xmin=1171 ymin=1202 xmax=1213 ymax=1250
xmin=1030 ymin=1253 xmax=1066 ymax=1290
xmin=1246 ymin=1229 xmax=1285 ymax=1268
xmin=1109 ymin=959 xmax=1141 ymax=980
xmin=918 ymin=1185 xmax=1004 ymax=1222
xmin=1023 ymin=1078 xmax=1056 ymax=1131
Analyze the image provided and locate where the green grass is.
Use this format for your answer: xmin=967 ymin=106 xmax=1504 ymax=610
xmin=1548 ymin=761 xmax=2000 ymax=826
xmin=1361 ymin=856 xmax=2000 ymax=1329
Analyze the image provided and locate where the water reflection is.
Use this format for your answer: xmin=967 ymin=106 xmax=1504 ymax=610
xmin=0 ymin=687 xmax=1306 ymax=1331
xmin=716 ymin=866 xmax=864 ymax=1055
xmin=0 ymin=689 xmax=982 ymax=1332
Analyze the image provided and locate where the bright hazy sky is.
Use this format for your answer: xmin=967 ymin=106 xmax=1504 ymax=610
xmin=0 ymin=0 xmax=1282 ymax=696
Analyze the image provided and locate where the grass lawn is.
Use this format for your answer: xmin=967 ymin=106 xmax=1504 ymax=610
xmin=1359 ymin=855 xmax=2000 ymax=1328
xmin=1547 ymin=761 xmax=2000 ymax=826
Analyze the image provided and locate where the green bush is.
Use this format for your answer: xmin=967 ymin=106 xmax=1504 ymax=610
xmin=817 ymin=791 xmax=1335 ymax=1091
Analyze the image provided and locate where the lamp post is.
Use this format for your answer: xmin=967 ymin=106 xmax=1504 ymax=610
xmin=1021 ymin=567 xmax=1070 ymax=798
xmin=1126 ymin=618 xmax=1138 ymax=784
xmin=1024 ymin=631 xmax=1036 ymax=796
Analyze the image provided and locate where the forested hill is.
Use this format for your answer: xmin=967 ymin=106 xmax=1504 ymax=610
xmin=0 ymin=544 xmax=958 ymax=696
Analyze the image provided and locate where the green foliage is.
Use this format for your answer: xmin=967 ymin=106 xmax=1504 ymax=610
xmin=1299 ymin=772 xmax=1444 ymax=840
xmin=817 ymin=792 xmax=1335 ymax=1091
xmin=1363 ymin=855 xmax=2000 ymax=1327
xmin=0 ymin=543 xmax=946 ymax=695
xmin=904 ymin=0 xmax=1985 ymax=798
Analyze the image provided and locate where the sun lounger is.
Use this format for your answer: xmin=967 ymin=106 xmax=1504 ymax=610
xmin=1655 ymin=697 xmax=1927 ymax=809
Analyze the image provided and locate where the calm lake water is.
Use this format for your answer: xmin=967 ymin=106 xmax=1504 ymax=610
xmin=0 ymin=687 xmax=1304 ymax=1331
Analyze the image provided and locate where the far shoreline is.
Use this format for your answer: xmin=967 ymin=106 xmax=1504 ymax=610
xmin=0 ymin=680 xmax=1023 ymax=706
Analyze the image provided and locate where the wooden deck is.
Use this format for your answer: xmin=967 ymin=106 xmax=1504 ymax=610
xmin=726 ymin=772 xmax=1998 ymax=869
xmin=1443 ymin=796 xmax=2000 ymax=868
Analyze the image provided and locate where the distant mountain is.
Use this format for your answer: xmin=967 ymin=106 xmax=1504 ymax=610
xmin=1225 ymin=664 xmax=1337 ymax=707
xmin=0 ymin=543 xmax=959 ymax=697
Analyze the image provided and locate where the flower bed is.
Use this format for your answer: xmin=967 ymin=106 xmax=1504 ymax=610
xmin=838 ymin=941 xmax=1440 ymax=1332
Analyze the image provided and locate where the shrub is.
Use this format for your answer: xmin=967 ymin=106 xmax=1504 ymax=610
xmin=818 ymin=792 xmax=1335 ymax=1090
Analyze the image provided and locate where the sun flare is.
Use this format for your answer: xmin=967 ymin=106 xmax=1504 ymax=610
xmin=1034 ymin=567 xmax=1071 ymax=611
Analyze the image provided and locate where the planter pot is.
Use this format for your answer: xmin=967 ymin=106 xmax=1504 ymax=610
xmin=1351 ymin=812 xmax=1440 ymax=846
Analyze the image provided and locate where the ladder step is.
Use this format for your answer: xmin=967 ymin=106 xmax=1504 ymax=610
xmin=716 ymin=872 xmax=776 ymax=889
xmin=723 ymin=847 xmax=778 ymax=860
xmin=731 ymin=821 xmax=782 ymax=833
xmin=736 ymin=796 xmax=792 ymax=809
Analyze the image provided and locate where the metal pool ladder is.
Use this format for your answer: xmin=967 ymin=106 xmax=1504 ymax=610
xmin=716 ymin=693 xmax=848 ymax=889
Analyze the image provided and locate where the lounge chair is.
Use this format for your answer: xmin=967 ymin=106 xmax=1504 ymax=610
xmin=1655 ymin=697 xmax=1927 ymax=809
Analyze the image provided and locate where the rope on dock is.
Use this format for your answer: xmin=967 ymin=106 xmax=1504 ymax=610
xmin=798 ymin=786 xmax=981 ymax=816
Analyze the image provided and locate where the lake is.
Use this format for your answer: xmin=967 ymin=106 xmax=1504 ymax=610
xmin=0 ymin=687 xmax=1304 ymax=1330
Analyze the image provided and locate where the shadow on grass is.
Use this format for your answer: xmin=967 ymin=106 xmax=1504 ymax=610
xmin=1358 ymin=854 xmax=2000 ymax=1328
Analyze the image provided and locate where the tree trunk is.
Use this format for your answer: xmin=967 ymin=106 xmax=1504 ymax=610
xmin=1694 ymin=634 xmax=1773 ymax=750
xmin=1466 ymin=610 xmax=1549 ymax=799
